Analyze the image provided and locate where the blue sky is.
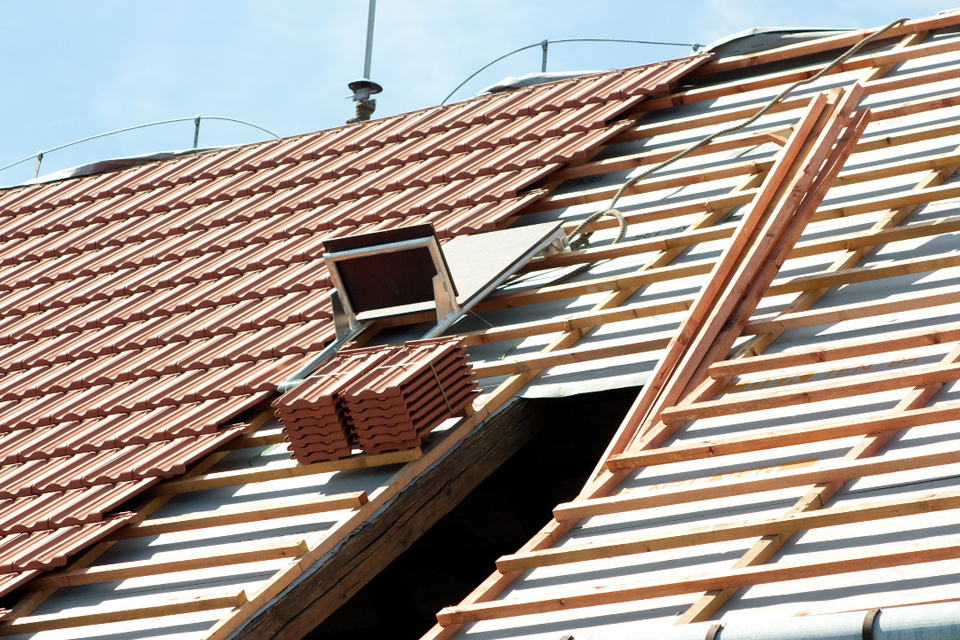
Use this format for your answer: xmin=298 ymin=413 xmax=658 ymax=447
xmin=0 ymin=1 xmax=951 ymax=185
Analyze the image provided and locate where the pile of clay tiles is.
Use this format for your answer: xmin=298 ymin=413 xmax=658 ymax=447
xmin=274 ymin=338 xmax=477 ymax=463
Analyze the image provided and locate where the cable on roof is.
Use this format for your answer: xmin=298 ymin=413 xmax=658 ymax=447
xmin=441 ymin=37 xmax=701 ymax=105
xmin=560 ymin=16 xmax=909 ymax=280
xmin=0 ymin=115 xmax=281 ymax=179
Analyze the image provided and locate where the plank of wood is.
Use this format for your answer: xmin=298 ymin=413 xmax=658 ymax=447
xmin=499 ymin=485 xmax=960 ymax=572
xmin=0 ymin=590 xmax=248 ymax=635
xmin=437 ymin=534 xmax=960 ymax=626
xmin=742 ymin=285 xmax=960 ymax=336
xmin=115 ymin=492 xmax=369 ymax=538
xmin=556 ymin=446 xmax=960 ymax=521
xmin=555 ymin=128 xmax=793 ymax=181
xmin=478 ymin=258 xmax=715 ymax=311
xmin=693 ymin=14 xmax=960 ymax=75
xmin=623 ymin=96 xmax=811 ymax=141
xmin=621 ymin=59 xmax=953 ymax=146
xmin=661 ymin=362 xmax=960 ymax=424
xmin=222 ymin=427 xmax=286 ymax=450
xmin=469 ymin=219 xmax=960 ymax=348
xmin=472 ymin=335 xmax=670 ymax=378
xmin=711 ymin=319 xmax=960 ymax=379
xmin=640 ymin=33 xmax=960 ymax=113
xmin=607 ymin=401 xmax=960 ymax=470
xmin=625 ymin=93 xmax=866 ymax=458
xmin=525 ymin=158 xmax=772 ymax=214
xmin=148 ymin=450 xmax=421 ymax=495
xmin=767 ymin=250 xmax=960 ymax=297
xmin=31 ymin=539 xmax=307 ymax=589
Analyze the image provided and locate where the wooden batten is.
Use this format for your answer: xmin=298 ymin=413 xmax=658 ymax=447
xmin=0 ymin=590 xmax=248 ymax=636
xmin=31 ymin=540 xmax=307 ymax=589
xmin=148 ymin=450 xmax=422 ymax=495
xmin=115 ymin=492 xmax=369 ymax=538
xmin=498 ymin=487 xmax=960 ymax=572
xmin=556 ymin=447 xmax=960 ymax=521
xmin=607 ymin=401 xmax=960 ymax=470
xmin=438 ymin=534 xmax=960 ymax=626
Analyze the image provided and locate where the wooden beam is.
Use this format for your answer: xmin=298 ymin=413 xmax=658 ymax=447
xmin=115 ymin=491 xmax=369 ymax=538
xmin=554 ymin=128 xmax=793 ymax=181
xmin=472 ymin=335 xmax=670 ymax=378
xmin=221 ymin=398 xmax=549 ymax=640
xmin=525 ymin=158 xmax=772 ymax=214
xmin=471 ymin=222 xmax=960 ymax=348
xmin=641 ymin=32 xmax=960 ymax=113
xmin=607 ymin=401 xmax=960 ymax=470
xmin=31 ymin=539 xmax=307 ymax=589
xmin=555 ymin=446 xmax=960 ymax=521
xmin=222 ymin=427 xmax=285 ymax=450
xmin=477 ymin=259 xmax=715 ymax=311
xmin=498 ymin=485 xmax=960 ymax=572
xmin=0 ymin=590 xmax=248 ymax=635
xmin=765 ymin=251 xmax=960 ymax=298
xmin=661 ymin=362 xmax=960 ymax=424
xmin=626 ymin=96 xmax=810 ymax=141
xmin=711 ymin=319 xmax=960 ymax=378
xmin=742 ymin=285 xmax=960 ymax=336
xmin=693 ymin=14 xmax=960 ymax=75
xmin=149 ymin=450 xmax=421 ymax=495
xmin=437 ymin=534 xmax=960 ymax=626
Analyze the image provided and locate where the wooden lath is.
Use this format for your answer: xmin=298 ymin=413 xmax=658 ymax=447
xmin=500 ymin=484 xmax=960 ymax=572
xmin=422 ymin=24 xmax=960 ymax=640
xmin=437 ymin=534 xmax=960 ymax=626
xmin=430 ymin=88 xmax=871 ymax=632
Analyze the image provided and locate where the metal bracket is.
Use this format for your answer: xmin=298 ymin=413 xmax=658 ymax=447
xmin=330 ymin=290 xmax=359 ymax=340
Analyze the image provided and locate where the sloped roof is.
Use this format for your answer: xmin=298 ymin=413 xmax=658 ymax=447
xmin=423 ymin=11 xmax=960 ymax=640
xmin=13 ymin=10 xmax=960 ymax=640
xmin=0 ymin=56 xmax=708 ymax=608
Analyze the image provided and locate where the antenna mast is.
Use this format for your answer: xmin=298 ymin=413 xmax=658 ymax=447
xmin=347 ymin=0 xmax=383 ymax=124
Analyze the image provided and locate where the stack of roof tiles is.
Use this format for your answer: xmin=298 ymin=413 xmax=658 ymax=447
xmin=0 ymin=56 xmax=705 ymax=597
xmin=273 ymin=346 xmax=394 ymax=463
xmin=345 ymin=338 xmax=478 ymax=455
xmin=275 ymin=339 xmax=477 ymax=463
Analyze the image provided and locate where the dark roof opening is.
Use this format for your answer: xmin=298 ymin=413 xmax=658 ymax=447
xmin=306 ymin=387 xmax=639 ymax=640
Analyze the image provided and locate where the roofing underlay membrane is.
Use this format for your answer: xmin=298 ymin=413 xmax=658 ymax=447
xmin=5 ymin=10 xmax=960 ymax=640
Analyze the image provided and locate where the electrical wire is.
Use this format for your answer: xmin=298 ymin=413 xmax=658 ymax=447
xmin=0 ymin=115 xmax=281 ymax=176
xmin=442 ymin=37 xmax=700 ymax=105
xmin=561 ymin=16 xmax=909 ymax=279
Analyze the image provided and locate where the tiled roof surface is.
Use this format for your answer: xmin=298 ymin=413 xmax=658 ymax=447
xmin=0 ymin=56 xmax=707 ymax=597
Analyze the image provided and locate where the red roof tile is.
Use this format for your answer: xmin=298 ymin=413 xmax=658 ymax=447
xmin=0 ymin=55 xmax=707 ymax=596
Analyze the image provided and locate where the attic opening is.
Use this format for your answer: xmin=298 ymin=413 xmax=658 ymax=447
xmin=303 ymin=386 xmax=638 ymax=640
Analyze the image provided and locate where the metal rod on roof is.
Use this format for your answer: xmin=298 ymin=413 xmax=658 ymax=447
xmin=363 ymin=0 xmax=377 ymax=80
xmin=193 ymin=115 xmax=201 ymax=149
xmin=33 ymin=152 xmax=43 ymax=178
xmin=541 ymin=40 xmax=549 ymax=72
